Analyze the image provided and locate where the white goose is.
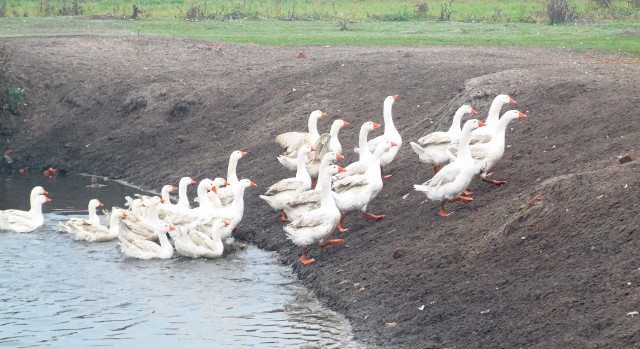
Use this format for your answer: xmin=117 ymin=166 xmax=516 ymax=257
xmin=335 ymin=121 xmax=381 ymax=181
xmin=118 ymin=223 xmax=175 ymax=260
xmin=283 ymin=151 xmax=344 ymax=222
xmin=469 ymin=94 xmax=517 ymax=144
xmin=276 ymin=110 xmax=326 ymax=171
xmin=0 ymin=186 xmax=48 ymax=223
xmin=120 ymin=197 xmax=164 ymax=240
xmin=173 ymin=219 xmax=228 ymax=259
xmin=176 ymin=176 xmax=197 ymax=209
xmin=66 ymin=208 xmax=127 ymax=242
xmin=306 ymin=119 xmax=349 ymax=178
xmin=59 ymin=198 xmax=104 ymax=233
xmin=410 ymin=105 xmax=477 ymax=173
xmin=160 ymin=184 xmax=177 ymax=205
xmin=470 ymin=110 xmax=527 ymax=185
xmin=284 ymin=165 xmax=346 ymax=265
xmin=359 ymin=95 xmax=401 ymax=176
xmin=218 ymin=150 xmax=247 ymax=206
xmin=167 ymin=178 xmax=217 ymax=224
xmin=333 ymin=141 xmax=397 ymax=232
xmin=0 ymin=194 xmax=51 ymax=233
xmin=205 ymin=178 xmax=256 ymax=241
xmin=414 ymin=119 xmax=486 ymax=217
xmin=206 ymin=177 xmax=229 ymax=209
xmin=260 ymin=145 xmax=315 ymax=221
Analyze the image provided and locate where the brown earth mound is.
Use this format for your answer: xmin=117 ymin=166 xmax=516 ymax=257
xmin=1 ymin=36 xmax=639 ymax=348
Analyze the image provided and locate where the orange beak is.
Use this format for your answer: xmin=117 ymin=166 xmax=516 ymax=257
xmin=223 ymin=220 xmax=230 ymax=227
xmin=171 ymin=186 xmax=177 ymax=191
xmin=337 ymin=166 xmax=347 ymax=173
xmin=159 ymin=198 xmax=165 ymax=203
xmin=310 ymin=146 xmax=316 ymax=151
xmin=122 ymin=211 xmax=128 ymax=218
xmin=141 ymin=203 xmax=146 ymax=207
xmin=336 ymin=153 xmax=345 ymax=160
xmin=241 ymin=151 xmax=247 ymax=157
xmin=509 ymin=97 xmax=517 ymax=105
xmin=224 ymin=179 xmax=230 ymax=186
xmin=45 ymin=196 xmax=52 ymax=203
xmin=43 ymin=189 xmax=49 ymax=195
xmin=343 ymin=121 xmax=349 ymax=126
xmin=471 ymin=108 xmax=478 ymax=115
xmin=518 ymin=111 xmax=527 ymax=118
xmin=169 ymin=225 xmax=176 ymax=231
xmin=372 ymin=122 xmax=381 ymax=129
xmin=98 ymin=201 xmax=104 ymax=207
xmin=390 ymin=141 xmax=398 ymax=147
xmin=190 ymin=178 xmax=196 ymax=184
xmin=478 ymin=121 xmax=487 ymax=127
xmin=321 ymin=111 xmax=327 ymax=117
xmin=249 ymin=181 xmax=257 ymax=187
xmin=211 ymin=186 xmax=217 ymax=193
xmin=392 ymin=95 xmax=398 ymax=100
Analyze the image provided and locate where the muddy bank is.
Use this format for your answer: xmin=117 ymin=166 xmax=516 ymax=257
xmin=1 ymin=36 xmax=639 ymax=348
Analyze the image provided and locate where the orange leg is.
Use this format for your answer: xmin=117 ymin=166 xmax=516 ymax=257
xmin=463 ymin=188 xmax=473 ymax=195
xmin=482 ymin=177 xmax=507 ymax=185
xmin=449 ymin=195 xmax=474 ymax=203
xmin=338 ymin=213 xmax=349 ymax=233
xmin=300 ymin=247 xmax=316 ymax=265
xmin=381 ymin=168 xmax=392 ymax=180
xmin=362 ymin=211 xmax=385 ymax=220
xmin=438 ymin=201 xmax=451 ymax=217
xmin=280 ymin=210 xmax=289 ymax=222
xmin=319 ymin=239 xmax=345 ymax=248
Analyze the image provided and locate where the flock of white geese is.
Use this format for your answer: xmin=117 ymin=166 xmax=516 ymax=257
xmin=0 ymin=94 xmax=525 ymax=264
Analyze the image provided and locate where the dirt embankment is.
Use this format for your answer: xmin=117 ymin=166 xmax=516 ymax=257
xmin=1 ymin=36 xmax=639 ymax=348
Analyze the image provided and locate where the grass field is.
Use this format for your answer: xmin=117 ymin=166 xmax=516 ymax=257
xmin=0 ymin=1 xmax=639 ymax=55
xmin=1 ymin=0 xmax=640 ymax=22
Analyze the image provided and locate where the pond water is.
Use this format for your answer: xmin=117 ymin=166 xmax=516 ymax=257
xmin=0 ymin=173 xmax=362 ymax=348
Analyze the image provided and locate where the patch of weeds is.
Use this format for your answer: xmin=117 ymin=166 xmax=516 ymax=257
xmin=5 ymin=85 xmax=24 ymax=114
xmin=439 ymin=0 xmax=454 ymax=21
xmin=57 ymin=0 xmax=83 ymax=16
xmin=182 ymin=0 xmax=214 ymax=21
xmin=546 ymin=0 xmax=576 ymax=24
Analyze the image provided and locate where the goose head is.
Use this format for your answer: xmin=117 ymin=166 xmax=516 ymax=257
xmin=179 ymin=176 xmax=196 ymax=187
xmin=495 ymin=94 xmax=517 ymax=106
xmin=238 ymin=179 xmax=257 ymax=189
xmin=309 ymin=110 xmax=326 ymax=120
xmin=212 ymin=177 xmax=226 ymax=189
xmin=325 ymin=164 xmax=347 ymax=177
xmin=458 ymin=104 xmax=478 ymax=116
xmin=212 ymin=218 xmax=230 ymax=231
xmin=330 ymin=119 xmax=349 ymax=133
xmin=230 ymin=150 xmax=247 ymax=161
xmin=501 ymin=110 xmax=527 ymax=121
xmin=385 ymin=95 xmax=398 ymax=107
xmin=88 ymin=199 xmax=103 ymax=210
xmin=362 ymin=121 xmax=381 ymax=133
xmin=32 ymin=186 xmax=48 ymax=196
xmin=462 ymin=119 xmax=486 ymax=133
xmin=35 ymin=195 xmax=51 ymax=206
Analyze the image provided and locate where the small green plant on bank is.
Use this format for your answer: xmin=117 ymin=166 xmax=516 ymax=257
xmin=5 ymin=85 xmax=23 ymax=114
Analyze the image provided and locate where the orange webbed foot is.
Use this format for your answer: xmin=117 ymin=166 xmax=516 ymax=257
xmin=362 ymin=212 xmax=385 ymax=220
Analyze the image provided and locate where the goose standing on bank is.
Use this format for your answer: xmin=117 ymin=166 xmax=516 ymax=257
xmin=414 ymin=119 xmax=486 ymax=217
xmin=306 ymin=119 xmax=349 ymax=178
xmin=283 ymin=151 xmax=344 ymax=222
xmin=357 ymin=95 xmax=401 ymax=178
xmin=276 ymin=110 xmax=326 ymax=171
xmin=410 ymin=105 xmax=477 ymax=173
xmin=284 ymin=165 xmax=346 ymax=265
xmin=260 ymin=145 xmax=314 ymax=221
xmin=469 ymin=94 xmax=517 ymax=144
xmin=470 ymin=110 xmax=527 ymax=185
xmin=333 ymin=141 xmax=397 ymax=232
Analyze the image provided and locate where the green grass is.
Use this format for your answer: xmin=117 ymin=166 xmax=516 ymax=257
xmin=1 ymin=0 xmax=639 ymax=22
xmin=1 ymin=16 xmax=639 ymax=55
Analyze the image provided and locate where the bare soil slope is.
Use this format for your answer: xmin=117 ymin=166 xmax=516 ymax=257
xmin=1 ymin=36 xmax=639 ymax=348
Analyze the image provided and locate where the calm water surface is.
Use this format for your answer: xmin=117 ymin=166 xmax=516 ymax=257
xmin=0 ymin=173 xmax=362 ymax=348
